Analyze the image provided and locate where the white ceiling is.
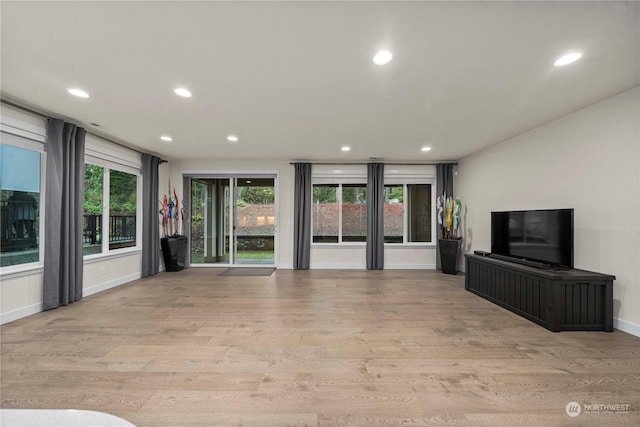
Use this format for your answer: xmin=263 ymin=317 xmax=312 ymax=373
xmin=1 ymin=1 xmax=638 ymax=162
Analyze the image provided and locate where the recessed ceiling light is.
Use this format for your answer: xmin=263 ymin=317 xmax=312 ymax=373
xmin=227 ymin=135 xmax=239 ymax=142
xmin=373 ymin=50 xmax=393 ymax=65
xmin=341 ymin=146 xmax=351 ymax=152
xmin=554 ymin=52 xmax=583 ymax=67
xmin=160 ymin=135 xmax=173 ymax=142
xmin=174 ymin=87 xmax=192 ymax=98
xmin=68 ymin=88 xmax=90 ymax=98
xmin=421 ymin=146 xmax=432 ymax=152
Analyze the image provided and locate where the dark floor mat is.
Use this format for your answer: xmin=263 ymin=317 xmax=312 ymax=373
xmin=218 ymin=267 xmax=276 ymax=276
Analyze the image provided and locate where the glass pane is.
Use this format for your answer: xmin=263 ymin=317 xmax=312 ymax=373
xmin=190 ymin=179 xmax=230 ymax=264
xmin=1 ymin=190 xmax=40 ymax=267
xmin=342 ymin=184 xmax=367 ymax=242
xmin=83 ymin=164 xmax=103 ymax=256
xmin=235 ymin=178 xmax=275 ymax=264
xmin=1 ymin=144 xmax=40 ymax=192
xmin=408 ymin=184 xmax=431 ymax=242
xmin=0 ymin=145 xmax=40 ymax=267
xmin=384 ymin=185 xmax=404 ymax=243
xmin=312 ymin=184 xmax=338 ymax=243
xmin=109 ymin=170 xmax=137 ymax=250
xmin=190 ymin=180 xmax=206 ymax=264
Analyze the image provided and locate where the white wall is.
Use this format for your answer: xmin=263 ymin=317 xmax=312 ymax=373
xmin=0 ymin=106 xmax=143 ymax=324
xmin=311 ymin=246 xmax=436 ymax=269
xmin=169 ymin=159 xmax=437 ymax=270
xmin=457 ymin=87 xmax=640 ymax=336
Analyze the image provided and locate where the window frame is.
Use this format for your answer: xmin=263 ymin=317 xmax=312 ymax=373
xmin=82 ymin=163 xmax=105 ymax=256
xmin=84 ymin=144 xmax=142 ymax=260
xmin=339 ymin=183 xmax=368 ymax=243
xmin=0 ymin=129 xmax=47 ymax=276
xmin=383 ymin=182 xmax=435 ymax=245
xmin=312 ymin=183 xmax=369 ymax=245
xmin=383 ymin=184 xmax=405 ymax=244
xmin=311 ymin=165 xmax=437 ymax=247
xmin=312 ymin=167 xmax=368 ymax=246
xmin=311 ymin=183 xmax=339 ymax=244
xmin=384 ymin=175 xmax=437 ymax=248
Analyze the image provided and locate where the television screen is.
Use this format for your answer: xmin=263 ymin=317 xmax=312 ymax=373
xmin=491 ymin=209 xmax=574 ymax=268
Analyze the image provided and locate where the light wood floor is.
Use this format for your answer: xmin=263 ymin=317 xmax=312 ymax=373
xmin=2 ymin=269 xmax=639 ymax=426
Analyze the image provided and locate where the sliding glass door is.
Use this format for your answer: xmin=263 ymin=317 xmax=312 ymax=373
xmin=190 ymin=178 xmax=230 ymax=264
xmin=233 ymin=178 xmax=275 ymax=264
xmin=189 ymin=175 xmax=275 ymax=266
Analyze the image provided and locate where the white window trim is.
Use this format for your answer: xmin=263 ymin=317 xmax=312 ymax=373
xmin=181 ymin=170 xmax=280 ymax=267
xmin=385 ymin=166 xmax=437 ymax=245
xmin=83 ymin=158 xmax=142 ymax=260
xmin=383 ymin=182 xmax=437 ymax=246
xmin=311 ymin=183 xmax=368 ymax=245
xmin=0 ymin=129 xmax=46 ymax=276
xmin=85 ymin=134 xmax=141 ymax=170
xmin=311 ymin=165 xmax=437 ymax=246
xmin=0 ymin=114 xmax=46 ymax=143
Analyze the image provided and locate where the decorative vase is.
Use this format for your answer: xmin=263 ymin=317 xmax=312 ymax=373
xmin=439 ymin=238 xmax=461 ymax=275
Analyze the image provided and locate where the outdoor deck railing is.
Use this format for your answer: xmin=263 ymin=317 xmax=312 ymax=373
xmin=83 ymin=214 xmax=136 ymax=244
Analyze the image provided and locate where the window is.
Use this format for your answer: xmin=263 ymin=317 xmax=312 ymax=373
xmin=83 ymin=164 xmax=103 ymax=256
xmin=341 ymin=184 xmax=367 ymax=242
xmin=312 ymin=185 xmax=338 ymax=243
xmin=83 ymin=154 xmax=141 ymax=257
xmin=108 ymin=170 xmax=137 ymax=250
xmin=1 ymin=141 xmax=42 ymax=267
xmin=312 ymin=184 xmax=367 ymax=243
xmin=407 ymin=184 xmax=431 ymax=242
xmin=312 ymin=165 xmax=435 ymax=246
xmin=384 ymin=185 xmax=404 ymax=243
xmin=384 ymin=184 xmax=432 ymax=244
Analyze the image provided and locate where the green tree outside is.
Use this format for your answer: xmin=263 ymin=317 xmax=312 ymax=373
xmin=84 ymin=164 xmax=103 ymax=214
xmin=109 ymin=170 xmax=137 ymax=214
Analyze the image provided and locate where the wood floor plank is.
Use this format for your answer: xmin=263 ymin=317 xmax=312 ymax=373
xmin=2 ymin=269 xmax=639 ymax=426
xmin=123 ymin=411 xmax=318 ymax=427
xmin=0 ymin=370 xmax=262 ymax=392
xmin=318 ymin=413 xmax=470 ymax=426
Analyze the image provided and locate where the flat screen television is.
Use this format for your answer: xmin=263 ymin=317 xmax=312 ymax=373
xmin=491 ymin=208 xmax=574 ymax=269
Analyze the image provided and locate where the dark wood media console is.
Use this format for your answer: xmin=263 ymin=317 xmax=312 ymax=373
xmin=465 ymin=254 xmax=615 ymax=332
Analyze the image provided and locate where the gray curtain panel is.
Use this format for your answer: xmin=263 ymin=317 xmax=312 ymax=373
xmin=293 ymin=163 xmax=312 ymax=269
xmin=436 ymin=163 xmax=455 ymax=269
xmin=141 ymin=153 xmax=162 ymax=277
xmin=366 ymin=162 xmax=384 ymax=270
xmin=43 ymin=119 xmax=85 ymax=310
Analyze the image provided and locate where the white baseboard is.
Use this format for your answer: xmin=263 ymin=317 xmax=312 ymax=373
xmin=614 ymin=318 xmax=640 ymax=337
xmin=1 ymin=273 xmax=142 ymax=325
xmin=307 ymin=264 xmax=436 ymax=270
xmin=309 ymin=264 xmax=366 ymax=269
xmin=385 ymin=264 xmax=436 ymax=270
xmin=1 ymin=302 xmax=44 ymax=325
xmin=84 ymin=273 xmax=141 ymax=297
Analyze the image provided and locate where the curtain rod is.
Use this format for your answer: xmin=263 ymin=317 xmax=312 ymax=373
xmin=1 ymin=97 xmax=167 ymax=162
xmin=289 ymin=161 xmax=458 ymax=166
